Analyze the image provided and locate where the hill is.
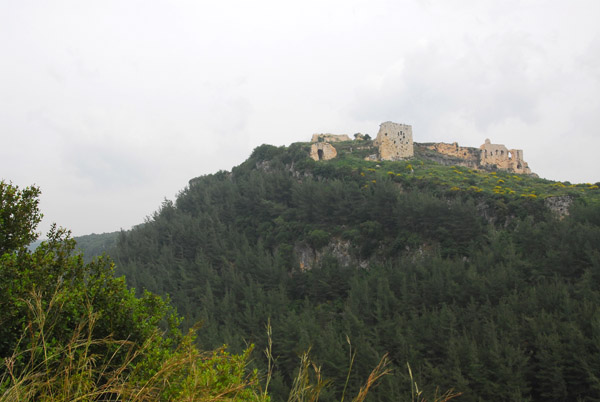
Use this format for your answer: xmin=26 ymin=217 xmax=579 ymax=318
xmin=98 ymin=138 xmax=600 ymax=402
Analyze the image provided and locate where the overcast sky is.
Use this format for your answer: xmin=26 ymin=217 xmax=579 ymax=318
xmin=2 ymin=0 xmax=599 ymax=236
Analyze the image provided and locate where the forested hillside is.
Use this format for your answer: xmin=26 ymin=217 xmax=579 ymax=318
xmin=109 ymin=141 xmax=600 ymax=401
xmin=0 ymin=181 xmax=265 ymax=401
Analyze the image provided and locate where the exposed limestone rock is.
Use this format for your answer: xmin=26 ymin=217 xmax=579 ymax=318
xmin=294 ymin=242 xmax=315 ymax=271
xmin=310 ymin=142 xmax=337 ymax=161
xmin=544 ymin=195 xmax=573 ymax=218
xmin=255 ymin=160 xmax=272 ymax=173
xmin=311 ymin=134 xmax=351 ymax=143
xmin=423 ymin=142 xmax=480 ymax=167
xmin=373 ymin=121 xmax=413 ymax=160
xmin=294 ymin=238 xmax=367 ymax=271
xmin=480 ymin=139 xmax=531 ymax=174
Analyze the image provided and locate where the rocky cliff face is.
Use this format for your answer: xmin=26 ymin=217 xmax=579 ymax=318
xmin=294 ymin=238 xmax=367 ymax=271
xmin=417 ymin=142 xmax=480 ymax=168
xmin=544 ymin=195 xmax=573 ymax=218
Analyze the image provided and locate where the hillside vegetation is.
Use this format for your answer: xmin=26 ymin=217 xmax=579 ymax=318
xmin=0 ymin=181 xmax=266 ymax=401
xmin=107 ymin=142 xmax=600 ymax=402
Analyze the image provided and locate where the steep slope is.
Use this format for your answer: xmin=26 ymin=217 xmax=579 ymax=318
xmin=110 ymin=142 xmax=600 ymax=402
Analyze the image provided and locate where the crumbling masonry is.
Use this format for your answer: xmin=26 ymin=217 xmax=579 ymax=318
xmin=308 ymin=123 xmax=532 ymax=175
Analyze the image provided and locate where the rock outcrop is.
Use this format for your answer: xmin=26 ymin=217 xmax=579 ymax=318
xmin=423 ymin=142 xmax=480 ymax=166
xmin=544 ymin=195 xmax=573 ymax=218
xmin=294 ymin=238 xmax=367 ymax=271
xmin=373 ymin=121 xmax=413 ymax=160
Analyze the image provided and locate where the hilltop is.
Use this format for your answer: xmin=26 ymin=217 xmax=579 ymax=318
xmin=309 ymin=121 xmax=532 ymax=175
xmin=84 ymin=132 xmax=600 ymax=402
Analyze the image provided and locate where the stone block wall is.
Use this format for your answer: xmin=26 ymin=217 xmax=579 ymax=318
xmin=310 ymin=142 xmax=338 ymax=161
xmin=311 ymin=134 xmax=351 ymax=143
xmin=373 ymin=121 xmax=414 ymax=160
xmin=479 ymin=139 xmax=531 ymax=174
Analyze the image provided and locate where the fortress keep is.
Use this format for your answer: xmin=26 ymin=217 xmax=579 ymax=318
xmin=373 ymin=121 xmax=414 ymax=160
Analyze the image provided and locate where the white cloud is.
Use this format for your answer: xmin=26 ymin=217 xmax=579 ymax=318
xmin=1 ymin=0 xmax=599 ymax=235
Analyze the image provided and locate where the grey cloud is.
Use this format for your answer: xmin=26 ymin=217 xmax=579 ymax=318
xmin=350 ymin=31 xmax=550 ymax=138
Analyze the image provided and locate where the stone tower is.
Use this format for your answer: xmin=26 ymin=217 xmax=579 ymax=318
xmin=373 ymin=121 xmax=414 ymax=160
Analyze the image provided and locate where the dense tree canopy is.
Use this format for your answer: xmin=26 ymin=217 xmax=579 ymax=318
xmin=0 ymin=180 xmax=42 ymax=255
xmin=108 ymin=143 xmax=600 ymax=402
xmin=0 ymin=181 xmax=265 ymax=401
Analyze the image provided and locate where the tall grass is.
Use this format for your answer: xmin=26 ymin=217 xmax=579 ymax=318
xmin=1 ymin=291 xmax=461 ymax=401
xmin=0 ymin=290 xmax=263 ymax=402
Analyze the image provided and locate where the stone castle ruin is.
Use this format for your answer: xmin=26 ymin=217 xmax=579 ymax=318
xmin=308 ymin=122 xmax=533 ymax=175
xmin=423 ymin=142 xmax=480 ymax=167
xmin=310 ymin=142 xmax=338 ymax=161
xmin=311 ymin=134 xmax=351 ymax=143
xmin=479 ymin=139 xmax=531 ymax=174
xmin=373 ymin=121 xmax=414 ymax=160
xmin=309 ymin=134 xmax=350 ymax=161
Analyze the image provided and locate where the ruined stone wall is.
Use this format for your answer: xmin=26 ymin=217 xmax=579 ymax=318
xmin=479 ymin=139 xmax=531 ymax=174
xmin=423 ymin=142 xmax=480 ymax=164
xmin=310 ymin=142 xmax=337 ymax=161
xmin=311 ymin=134 xmax=351 ymax=143
xmin=373 ymin=121 xmax=413 ymax=160
xmin=307 ymin=124 xmax=533 ymax=175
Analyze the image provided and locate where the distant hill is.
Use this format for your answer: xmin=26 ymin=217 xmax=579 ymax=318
xmin=74 ymin=231 xmax=119 ymax=262
xmin=84 ymin=140 xmax=600 ymax=402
